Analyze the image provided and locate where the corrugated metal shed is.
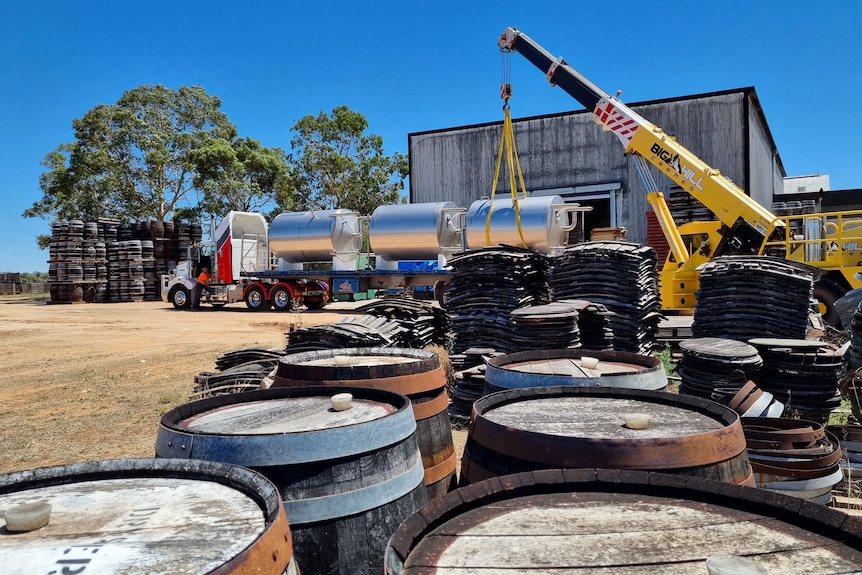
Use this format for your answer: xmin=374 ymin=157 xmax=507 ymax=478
xmin=408 ymin=87 xmax=785 ymax=247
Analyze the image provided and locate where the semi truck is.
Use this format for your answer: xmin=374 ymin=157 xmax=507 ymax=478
xmin=162 ymin=197 xmax=589 ymax=311
xmin=160 ymin=209 xmax=455 ymax=311
xmin=498 ymin=27 xmax=862 ymax=326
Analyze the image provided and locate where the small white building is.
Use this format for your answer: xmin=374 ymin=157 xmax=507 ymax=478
xmin=782 ymin=174 xmax=830 ymax=195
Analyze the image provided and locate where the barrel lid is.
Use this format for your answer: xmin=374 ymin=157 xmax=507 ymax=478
xmin=164 ymin=386 xmax=409 ymax=435
xmin=277 ymin=347 xmax=440 ymax=380
xmin=748 ymin=338 xmax=829 ymax=350
xmin=481 ymin=395 xmax=723 ymax=439
xmin=468 ymin=387 xmax=745 ymax=470
xmin=0 ymin=459 xmax=289 ymax=575
xmin=487 ymin=349 xmax=661 ymax=377
xmin=483 ymin=349 xmax=666 ymax=391
xmin=510 ymin=302 xmax=579 ymax=318
xmin=179 ymin=395 xmax=396 ymax=435
xmin=680 ymin=337 xmax=760 ymax=361
xmin=385 ymin=469 xmax=862 ymax=573
xmin=301 ymin=355 xmax=418 ymax=368
xmin=157 ymin=386 xmax=417 ymax=465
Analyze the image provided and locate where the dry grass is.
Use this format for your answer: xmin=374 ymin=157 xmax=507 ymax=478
xmin=0 ymin=298 xmax=355 ymax=474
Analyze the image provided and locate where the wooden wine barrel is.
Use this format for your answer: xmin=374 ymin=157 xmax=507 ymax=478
xmin=483 ymin=348 xmax=668 ymax=394
xmin=150 ymin=220 xmax=165 ymax=239
xmin=384 ymin=468 xmax=862 ymax=574
xmin=156 ymin=386 xmax=428 ymax=575
xmin=0 ymin=458 xmax=297 ymax=575
xmin=460 ymin=386 xmax=753 ymax=487
xmin=66 ymin=263 xmax=83 ymax=281
xmin=272 ymin=347 xmax=457 ymax=500
xmin=48 ymin=283 xmax=82 ymax=303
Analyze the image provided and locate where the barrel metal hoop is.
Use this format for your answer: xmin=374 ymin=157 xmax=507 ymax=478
xmin=273 ymin=366 xmax=446 ymax=396
xmin=410 ymin=388 xmax=450 ymax=420
xmin=156 ymin=405 xmax=417 ymax=466
xmin=423 ymin=449 xmax=458 ymax=485
xmin=214 ymin=498 xmax=293 ymax=575
xmin=468 ymin=407 xmax=747 ymax=470
xmin=282 ymin=458 xmax=425 ymax=525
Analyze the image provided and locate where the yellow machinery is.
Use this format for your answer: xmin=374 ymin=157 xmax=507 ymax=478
xmin=499 ymin=27 xmax=862 ymax=325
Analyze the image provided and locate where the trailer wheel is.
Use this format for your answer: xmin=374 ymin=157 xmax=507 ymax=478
xmin=169 ymin=285 xmax=191 ymax=310
xmin=245 ymin=286 xmax=271 ymax=311
xmin=304 ymin=296 xmax=326 ymax=310
xmin=813 ymin=277 xmax=845 ymax=328
xmin=434 ymin=280 xmax=448 ymax=306
xmin=271 ymin=286 xmax=294 ymax=312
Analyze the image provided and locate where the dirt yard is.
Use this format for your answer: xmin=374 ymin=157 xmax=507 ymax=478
xmin=0 ymin=297 xmax=466 ymax=475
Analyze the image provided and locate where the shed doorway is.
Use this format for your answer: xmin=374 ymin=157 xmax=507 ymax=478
xmin=531 ymin=183 xmax=621 ymax=244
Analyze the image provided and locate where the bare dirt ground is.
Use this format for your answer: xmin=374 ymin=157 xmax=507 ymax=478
xmin=0 ymin=297 xmax=466 ymax=475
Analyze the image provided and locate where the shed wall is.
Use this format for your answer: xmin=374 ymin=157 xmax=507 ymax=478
xmin=408 ymin=88 xmax=781 ymax=247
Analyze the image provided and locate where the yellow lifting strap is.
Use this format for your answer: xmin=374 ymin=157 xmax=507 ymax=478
xmin=486 ymin=105 xmax=529 ymax=248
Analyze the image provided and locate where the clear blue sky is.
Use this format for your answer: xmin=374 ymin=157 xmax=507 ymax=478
xmin=1 ymin=1 xmax=859 ymax=272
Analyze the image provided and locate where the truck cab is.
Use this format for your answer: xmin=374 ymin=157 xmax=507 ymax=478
xmin=161 ymin=244 xmax=241 ymax=309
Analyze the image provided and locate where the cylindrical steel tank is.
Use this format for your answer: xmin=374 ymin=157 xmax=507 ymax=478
xmin=465 ymin=195 xmax=580 ymax=254
xmin=368 ymin=202 xmax=465 ymax=260
xmin=269 ymin=209 xmax=361 ymax=263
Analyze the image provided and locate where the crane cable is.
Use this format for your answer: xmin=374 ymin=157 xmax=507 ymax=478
xmin=486 ymin=50 xmax=528 ymax=248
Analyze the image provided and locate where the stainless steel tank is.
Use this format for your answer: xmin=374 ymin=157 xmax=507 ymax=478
xmin=465 ymin=195 xmax=583 ymax=254
xmin=369 ymin=202 xmax=466 ymax=261
xmin=269 ymin=209 xmax=361 ymax=263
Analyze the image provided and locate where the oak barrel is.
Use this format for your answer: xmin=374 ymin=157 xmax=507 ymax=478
xmin=272 ymin=347 xmax=457 ymax=500
xmin=483 ymin=348 xmax=668 ymax=394
xmin=384 ymin=468 xmax=862 ymax=574
xmin=0 ymin=458 xmax=297 ymax=575
xmin=460 ymin=386 xmax=754 ymax=487
xmin=156 ymin=386 xmax=428 ymax=575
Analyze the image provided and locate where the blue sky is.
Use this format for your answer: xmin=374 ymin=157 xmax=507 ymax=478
xmin=1 ymin=1 xmax=859 ymax=272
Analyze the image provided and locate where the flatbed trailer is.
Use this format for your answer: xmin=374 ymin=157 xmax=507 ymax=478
xmin=240 ymin=268 xmax=453 ymax=308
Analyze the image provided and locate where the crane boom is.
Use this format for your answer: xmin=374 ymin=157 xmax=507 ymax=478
xmin=498 ymin=27 xmax=785 ymax=260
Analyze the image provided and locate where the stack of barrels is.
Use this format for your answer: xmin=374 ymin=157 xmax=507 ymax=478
xmin=48 ymin=218 xmax=114 ymax=303
xmin=47 ymin=218 xmax=203 ymax=304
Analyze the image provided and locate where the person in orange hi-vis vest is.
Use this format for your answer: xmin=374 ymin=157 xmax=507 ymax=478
xmin=191 ymin=267 xmax=211 ymax=310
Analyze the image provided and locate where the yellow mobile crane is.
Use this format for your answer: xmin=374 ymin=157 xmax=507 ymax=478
xmin=499 ymin=27 xmax=862 ymax=325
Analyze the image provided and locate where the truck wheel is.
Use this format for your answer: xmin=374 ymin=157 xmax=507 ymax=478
xmin=434 ymin=280 xmax=448 ymax=306
xmin=245 ymin=286 xmax=271 ymax=311
xmin=169 ymin=286 xmax=191 ymax=310
xmin=813 ymin=278 xmax=845 ymax=328
xmin=271 ymin=286 xmax=294 ymax=312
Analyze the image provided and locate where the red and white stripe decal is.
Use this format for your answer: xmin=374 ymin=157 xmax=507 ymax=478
xmin=594 ymin=101 xmax=639 ymax=143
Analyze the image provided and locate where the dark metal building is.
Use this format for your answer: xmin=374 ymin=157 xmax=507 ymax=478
xmin=408 ymin=87 xmax=785 ymax=248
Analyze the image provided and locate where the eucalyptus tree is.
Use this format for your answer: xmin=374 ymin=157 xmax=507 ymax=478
xmin=289 ymin=105 xmax=408 ymax=215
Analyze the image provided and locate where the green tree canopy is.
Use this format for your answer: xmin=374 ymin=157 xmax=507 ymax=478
xmin=23 ymin=85 xmax=293 ymax=225
xmin=289 ymin=105 xmax=408 ymax=214
xmin=190 ymin=136 xmax=297 ymax=219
